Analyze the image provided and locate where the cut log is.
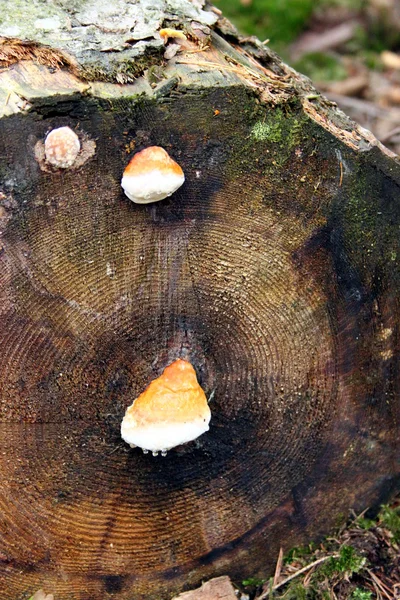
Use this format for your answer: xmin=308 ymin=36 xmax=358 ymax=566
xmin=0 ymin=1 xmax=399 ymax=599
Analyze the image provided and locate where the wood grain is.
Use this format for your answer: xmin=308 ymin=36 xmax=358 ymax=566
xmin=0 ymin=2 xmax=399 ymax=599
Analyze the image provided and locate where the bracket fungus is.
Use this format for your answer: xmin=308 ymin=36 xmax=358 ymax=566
xmin=121 ymin=146 xmax=185 ymax=204
xmin=44 ymin=126 xmax=80 ymax=169
xmin=159 ymin=28 xmax=187 ymax=43
xmin=121 ymin=359 xmax=211 ymax=456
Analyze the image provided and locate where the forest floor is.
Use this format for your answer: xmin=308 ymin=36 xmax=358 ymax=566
xmin=169 ymin=498 xmax=400 ymax=600
xmin=216 ymin=0 xmax=400 ymax=156
xmin=240 ymin=495 xmax=400 ymax=600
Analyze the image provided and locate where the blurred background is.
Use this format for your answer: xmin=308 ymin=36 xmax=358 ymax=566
xmin=215 ymin=0 xmax=400 ymax=154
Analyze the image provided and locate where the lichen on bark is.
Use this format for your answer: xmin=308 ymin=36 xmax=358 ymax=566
xmin=0 ymin=0 xmax=218 ymax=82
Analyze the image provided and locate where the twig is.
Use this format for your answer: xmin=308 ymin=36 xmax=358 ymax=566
xmin=183 ymin=47 xmax=210 ymax=54
xmin=369 ymin=574 xmax=383 ymax=600
xmin=289 ymin=20 xmax=359 ymax=59
xmin=303 ymin=564 xmax=316 ymax=587
xmin=380 ymin=126 xmax=400 ymax=143
xmin=326 ymin=93 xmax=400 ymax=123
xmin=257 ymin=554 xmax=340 ymax=600
xmin=350 ymin=507 xmax=369 ymax=522
xmin=393 ymin=583 xmax=400 ymax=600
xmin=367 ymin=570 xmax=393 ymax=600
xmin=273 ymin=548 xmax=283 ymax=588
xmin=339 ymin=161 xmax=343 ymax=187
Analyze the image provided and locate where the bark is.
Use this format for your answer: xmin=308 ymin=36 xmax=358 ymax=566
xmin=0 ymin=1 xmax=399 ymax=599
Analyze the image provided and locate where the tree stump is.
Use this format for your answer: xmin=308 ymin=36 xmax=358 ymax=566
xmin=0 ymin=1 xmax=399 ymax=599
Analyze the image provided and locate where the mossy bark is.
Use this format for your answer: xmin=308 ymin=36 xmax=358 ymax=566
xmin=0 ymin=2 xmax=399 ymax=600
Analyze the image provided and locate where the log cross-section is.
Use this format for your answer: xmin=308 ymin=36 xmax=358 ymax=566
xmin=0 ymin=1 xmax=399 ymax=599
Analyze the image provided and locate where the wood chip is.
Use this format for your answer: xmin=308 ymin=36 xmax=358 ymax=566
xmin=171 ymin=576 xmax=237 ymax=600
xmin=164 ymin=43 xmax=182 ymax=60
xmin=29 ymin=591 xmax=54 ymax=600
xmin=381 ymin=50 xmax=400 ymax=70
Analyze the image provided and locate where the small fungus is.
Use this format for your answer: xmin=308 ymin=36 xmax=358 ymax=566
xmin=44 ymin=126 xmax=80 ymax=169
xmin=159 ymin=28 xmax=187 ymax=43
xmin=121 ymin=359 xmax=211 ymax=455
xmin=121 ymin=146 xmax=185 ymax=204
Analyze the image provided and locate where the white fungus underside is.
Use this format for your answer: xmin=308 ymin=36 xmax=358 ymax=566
xmin=121 ymin=170 xmax=185 ymax=204
xmin=120 ymin=417 xmax=210 ymax=452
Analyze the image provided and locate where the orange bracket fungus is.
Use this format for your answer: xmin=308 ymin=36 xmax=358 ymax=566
xmin=44 ymin=126 xmax=81 ymax=169
xmin=121 ymin=359 xmax=211 ymax=456
xmin=121 ymin=146 xmax=185 ymax=204
xmin=159 ymin=28 xmax=187 ymax=43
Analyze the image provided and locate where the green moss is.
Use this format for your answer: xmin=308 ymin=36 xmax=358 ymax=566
xmin=343 ymin=24 xmax=372 ymax=54
xmin=360 ymin=51 xmax=383 ymax=71
xmin=216 ymin=0 xmax=315 ymax=51
xmin=284 ymin=543 xmax=316 ymax=565
xmin=252 ymin=501 xmax=400 ymax=600
xmin=266 ymin=108 xmax=307 ymax=149
xmin=293 ymin=53 xmax=347 ymax=83
xmin=240 ymin=106 xmax=309 ymax=177
xmin=340 ymin=163 xmax=400 ymax=288
xmin=251 ymin=120 xmax=282 ymax=142
xmin=282 ymin=582 xmax=310 ymax=599
xmin=242 ymin=577 xmax=266 ymax=586
xmin=322 ymin=546 xmax=366 ymax=578
xmin=351 ymin=589 xmax=373 ymax=600
xmin=345 ymin=195 xmax=377 ymax=249
xmin=81 ymin=51 xmax=164 ymax=83
xmin=379 ymin=504 xmax=400 ymax=542
xmin=147 ymin=65 xmax=167 ymax=86
xmin=356 ymin=517 xmax=375 ymax=530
